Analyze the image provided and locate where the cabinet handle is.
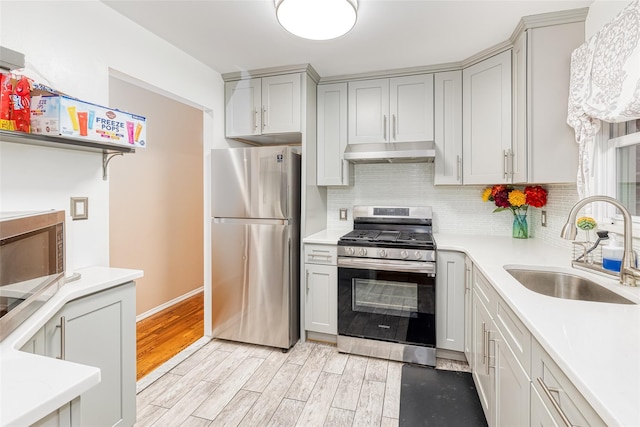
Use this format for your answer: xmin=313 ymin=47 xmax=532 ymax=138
xmin=464 ymin=265 xmax=471 ymax=293
xmin=503 ymin=150 xmax=509 ymax=180
xmin=262 ymin=106 xmax=267 ymax=130
xmin=456 ymin=155 xmax=461 ymax=182
xmin=309 ymin=253 xmax=332 ymax=261
xmin=482 ymin=322 xmax=487 ymax=367
xmin=537 ymin=377 xmax=575 ymax=427
xmin=56 ymin=316 xmax=66 ymax=360
xmin=341 ymin=160 xmax=344 ymax=182
xmin=509 ymin=149 xmax=515 ymax=179
xmin=253 ymin=108 xmax=259 ymax=131
xmin=383 ymin=115 xmax=387 ymax=141
xmin=306 ymin=269 xmax=310 ymax=294
xmin=392 ymin=114 xmax=397 ymax=140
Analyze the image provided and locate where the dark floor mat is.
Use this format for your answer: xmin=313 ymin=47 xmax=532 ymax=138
xmin=399 ymin=364 xmax=488 ymax=427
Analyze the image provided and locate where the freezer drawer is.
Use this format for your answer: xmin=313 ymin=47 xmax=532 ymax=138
xmin=211 ymin=219 xmax=297 ymax=349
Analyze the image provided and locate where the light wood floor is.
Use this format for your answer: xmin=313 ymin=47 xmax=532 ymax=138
xmin=135 ymin=338 xmax=471 ymax=427
xmin=136 ymin=292 xmax=204 ymax=380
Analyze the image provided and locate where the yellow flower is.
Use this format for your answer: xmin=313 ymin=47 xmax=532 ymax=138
xmin=508 ymin=189 xmax=526 ymax=207
xmin=481 ymin=187 xmax=492 ymax=202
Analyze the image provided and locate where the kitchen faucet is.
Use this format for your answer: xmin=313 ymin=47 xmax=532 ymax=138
xmin=561 ymin=195 xmax=639 ymax=287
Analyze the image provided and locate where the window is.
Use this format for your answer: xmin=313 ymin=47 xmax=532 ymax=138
xmin=596 ymin=119 xmax=640 ymax=224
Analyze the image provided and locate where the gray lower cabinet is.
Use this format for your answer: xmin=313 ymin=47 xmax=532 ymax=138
xmin=436 ymin=251 xmax=465 ymax=352
xmin=24 ymin=281 xmax=136 ymax=427
xmin=303 ymin=244 xmax=338 ymax=337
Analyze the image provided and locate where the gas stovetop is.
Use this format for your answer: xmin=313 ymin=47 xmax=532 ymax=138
xmin=338 ymin=206 xmax=436 ymax=261
xmin=339 ymin=229 xmax=434 ymax=248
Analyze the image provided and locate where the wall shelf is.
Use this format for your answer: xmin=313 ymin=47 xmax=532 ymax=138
xmin=0 ymin=130 xmax=135 ymax=180
xmin=0 ymin=129 xmax=136 ymax=154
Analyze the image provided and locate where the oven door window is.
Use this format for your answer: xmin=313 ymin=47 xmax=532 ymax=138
xmin=352 ymin=278 xmax=418 ymax=317
xmin=338 ymin=267 xmax=435 ymax=347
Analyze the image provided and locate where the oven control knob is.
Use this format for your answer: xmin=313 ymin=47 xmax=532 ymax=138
xmin=358 ymin=248 xmax=367 ymax=256
xmin=347 ymin=247 xmax=355 ymax=256
xmin=378 ymin=249 xmax=387 ymax=257
xmin=400 ymin=250 xmax=409 ymax=259
xmin=415 ymin=251 xmax=423 ymax=260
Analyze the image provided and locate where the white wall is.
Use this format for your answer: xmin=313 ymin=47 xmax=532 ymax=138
xmin=0 ymin=1 xmax=230 ymax=280
xmin=585 ymin=0 xmax=630 ymax=38
xmin=326 ymin=163 xmax=579 ymax=249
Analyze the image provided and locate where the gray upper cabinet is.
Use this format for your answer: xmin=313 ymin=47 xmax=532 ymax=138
xmin=513 ymin=21 xmax=584 ymax=184
xmin=434 ymin=70 xmax=463 ymax=185
xmin=462 ymin=50 xmax=515 ymax=185
xmin=348 ymin=78 xmax=389 ymax=144
xmin=317 ymin=83 xmax=351 ymax=186
xmin=225 ymin=73 xmax=301 ymax=140
xmin=348 ymin=74 xmax=434 ymax=144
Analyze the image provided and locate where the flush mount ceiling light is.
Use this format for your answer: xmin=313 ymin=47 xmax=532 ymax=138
xmin=275 ymin=0 xmax=358 ymax=41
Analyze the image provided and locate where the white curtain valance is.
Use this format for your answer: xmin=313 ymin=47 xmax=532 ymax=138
xmin=567 ymin=0 xmax=640 ymax=199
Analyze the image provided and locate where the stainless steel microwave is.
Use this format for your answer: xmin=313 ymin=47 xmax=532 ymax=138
xmin=0 ymin=210 xmax=66 ymax=340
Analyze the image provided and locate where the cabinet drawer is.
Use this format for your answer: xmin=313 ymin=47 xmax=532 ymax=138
xmin=532 ymin=339 xmax=606 ymax=427
xmin=495 ymin=298 xmax=530 ymax=376
xmin=473 ymin=266 xmax=498 ymax=313
xmin=305 ymin=244 xmax=337 ymax=265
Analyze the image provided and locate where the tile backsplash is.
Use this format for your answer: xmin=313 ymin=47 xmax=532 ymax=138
xmin=327 ymin=163 xmax=579 ymax=249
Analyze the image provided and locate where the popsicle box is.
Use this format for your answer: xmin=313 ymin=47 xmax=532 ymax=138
xmin=31 ymin=95 xmax=146 ymax=148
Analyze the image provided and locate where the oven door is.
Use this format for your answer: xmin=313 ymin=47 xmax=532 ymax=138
xmin=337 ymin=257 xmax=435 ymax=347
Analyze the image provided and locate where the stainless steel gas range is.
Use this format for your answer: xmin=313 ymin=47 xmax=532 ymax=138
xmin=337 ymin=206 xmax=437 ymax=366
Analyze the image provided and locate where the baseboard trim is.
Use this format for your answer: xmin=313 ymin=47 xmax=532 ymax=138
xmin=436 ymin=348 xmax=468 ymax=362
xmin=136 ymin=286 xmax=204 ymax=322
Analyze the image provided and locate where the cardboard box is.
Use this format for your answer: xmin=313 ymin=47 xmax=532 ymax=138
xmin=30 ymin=95 xmax=146 ymax=148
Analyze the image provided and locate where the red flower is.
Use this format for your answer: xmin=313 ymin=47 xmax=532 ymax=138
xmin=493 ymin=187 xmax=511 ymax=208
xmin=491 ymin=185 xmax=507 ymax=199
xmin=524 ymin=186 xmax=548 ymax=208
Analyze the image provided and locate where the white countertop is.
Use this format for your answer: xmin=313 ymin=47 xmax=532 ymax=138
xmin=303 ymin=228 xmax=349 ymax=245
xmin=434 ymin=234 xmax=640 ymax=427
xmin=0 ymin=266 xmax=143 ymax=427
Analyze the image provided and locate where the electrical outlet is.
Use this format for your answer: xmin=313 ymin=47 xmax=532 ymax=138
xmin=339 ymin=208 xmax=348 ymax=221
xmin=541 ymin=210 xmax=547 ymax=227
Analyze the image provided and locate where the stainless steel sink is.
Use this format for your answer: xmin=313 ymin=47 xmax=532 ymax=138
xmin=505 ymin=268 xmax=636 ymax=304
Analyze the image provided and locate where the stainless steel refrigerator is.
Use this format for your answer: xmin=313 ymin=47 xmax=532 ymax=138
xmin=210 ymin=146 xmax=300 ymax=350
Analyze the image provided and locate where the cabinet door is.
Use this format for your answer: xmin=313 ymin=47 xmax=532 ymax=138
xmin=317 ymin=83 xmax=350 ymax=186
xmin=434 ymin=71 xmax=463 ymax=185
xmin=436 ymin=251 xmax=465 ymax=352
xmin=45 ymin=282 xmax=136 ymax=427
xmin=530 ymin=383 xmax=561 ymax=427
xmin=225 ymin=79 xmax=262 ymax=137
xmin=512 ymin=30 xmax=528 ymax=184
xmin=262 ymin=74 xmax=301 ymax=134
xmin=304 ymin=263 xmax=337 ymax=335
xmin=472 ymin=291 xmax=494 ymax=425
xmin=348 ymin=79 xmax=390 ymax=144
xmin=463 ymin=50 xmax=512 ymax=185
xmin=463 ymin=256 xmax=473 ymax=364
xmin=389 ymin=74 xmax=434 ymax=143
xmin=494 ymin=331 xmax=530 ymax=427
xmin=527 ymin=23 xmax=582 ymax=183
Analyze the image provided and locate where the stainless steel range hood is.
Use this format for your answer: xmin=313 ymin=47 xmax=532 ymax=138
xmin=343 ymin=141 xmax=436 ymax=163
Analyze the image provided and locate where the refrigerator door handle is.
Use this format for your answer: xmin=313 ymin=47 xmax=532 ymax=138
xmin=213 ymin=217 xmax=290 ymax=226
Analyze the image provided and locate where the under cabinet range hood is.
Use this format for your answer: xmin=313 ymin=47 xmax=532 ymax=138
xmin=343 ymin=141 xmax=436 ymax=163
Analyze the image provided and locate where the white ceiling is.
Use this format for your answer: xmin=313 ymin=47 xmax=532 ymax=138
xmin=103 ymin=0 xmax=594 ymax=78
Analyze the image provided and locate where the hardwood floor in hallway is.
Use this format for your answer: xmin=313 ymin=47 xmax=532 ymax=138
xmin=137 ymin=292 xmax=204 ymax=380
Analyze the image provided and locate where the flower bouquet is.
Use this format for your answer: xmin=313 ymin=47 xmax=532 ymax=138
xmin=481 ymin=185 xmax=548 ymax=238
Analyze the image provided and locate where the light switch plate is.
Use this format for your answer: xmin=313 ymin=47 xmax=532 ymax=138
xmin=339 ymin=208 xmax=348 ymax=221
xmin=541 ymin=210 xmax=547 ymax=227
xmin=70 ymin=197 xmax=88 ymax=220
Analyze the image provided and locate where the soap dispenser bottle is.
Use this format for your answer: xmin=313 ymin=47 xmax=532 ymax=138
xmin=602 ymin=233 xmax=624 ymax=272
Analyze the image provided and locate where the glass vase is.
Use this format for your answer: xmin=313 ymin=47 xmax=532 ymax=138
xmin=512 ymin=213 xmax=528 ymax=239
